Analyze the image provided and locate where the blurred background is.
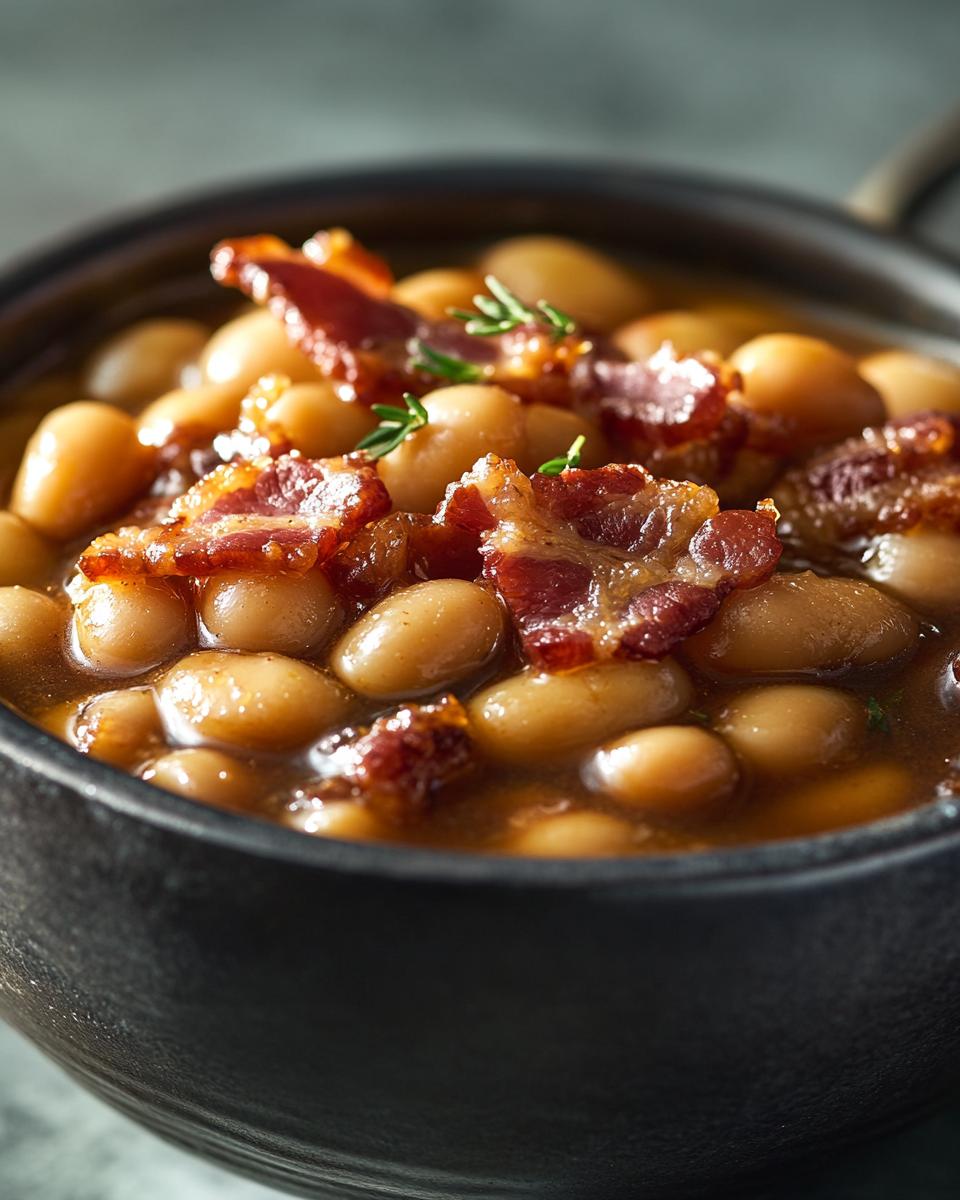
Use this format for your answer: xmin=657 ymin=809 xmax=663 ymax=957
xmin=2 ymin=0 xmax=960 ymax=1197
xmin=3 ymin=0 xmax=960 ymax=262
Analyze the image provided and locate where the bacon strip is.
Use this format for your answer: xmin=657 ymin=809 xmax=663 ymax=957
xmin=209 ymin=373 xmax=294 ymax=463
xmin=439 ymin=456 xmax=781 ymax=670
xmin=774 ymin=412 xmax=960 ymax=550
xmin=211 ymin=233 xmax=491 ymax=401
xmin=572 ymin=344 xmax=738 ymax=448
xmin=301 ymin=227 xmax=395 ymax=296
xmin=212 ymin=235 xmax=420 ymax=395
xmin=291 ymin=696 xmax=473 ymax=824
xmin=78 ymin=453 xmax=390 ymax=579
xmin=325 ymin=511 xmax=482 ymax=609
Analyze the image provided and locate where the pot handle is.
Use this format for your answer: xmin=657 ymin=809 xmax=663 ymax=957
xmin=847 ymin=106 xmax=960 ymax=229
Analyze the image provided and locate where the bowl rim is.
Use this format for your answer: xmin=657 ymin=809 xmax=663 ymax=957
xmin=4 ymin=156 xmax=960 ymax=892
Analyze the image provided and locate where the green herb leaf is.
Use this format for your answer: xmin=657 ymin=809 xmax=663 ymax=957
xmin=538 ymin=434 xmax=586 ymax=476
xmin=449 ymin=275 xmax=578 ymax=342
xmin=485 ymin=274 xmax=531 ymax=320
xmin=866 ymin=696 xmax=890 ymax=734
xmin=866 ymin=689 xmax=904 ymax=734
xmin=536 ymin=300 xmax=577 ymax=338
xmin=355 ymin=392 xmax=429 ymax=459
xmin=410 ymin=339 xmax=483 ymax=383
xmin=371 ymin=403 xmax=415 ymax=422
xmin=688 ymin=708 xmax=711 ymax=726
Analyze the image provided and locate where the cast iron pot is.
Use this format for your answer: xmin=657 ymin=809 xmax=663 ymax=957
xmin=2 ymin=127 xmax=960 ymax=1200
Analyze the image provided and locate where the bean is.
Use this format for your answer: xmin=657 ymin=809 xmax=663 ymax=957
xmin=34 ymin=699 xmax=76 ymax=742
xmin=142 ymin=747 xmax=258 ymax=810
xmin=697 ymin=299 xmax=784 ymax=344
xmin=507 ymin=811 xmax=635 ymax=857
xmin=685 ymin=571 xmax=917 ymax=676
xmin=262 ymin=381 xmax=376 ymax=458
xmin=138 ymin=382 xmax=245 ymax=446
xmin=0 ymin=587 xmax=64 ymax=674
xmin=860 ymin=349 xmax=960 ymax=417
xmin=613 ymin=310 xmax=743 ymax=360
xmin=480 ymin=236 xmax=651 ymax=331
xmin=73 ymin=688 xmax=164 ymax=768
xmin=72 ymin=577 xmax=191 ymax=676
xmin=11 ymin=402 xmax=154 ymax=540
xmin=589 ymin=725 xmax=738 ymax=814
xmin=469 ymin=658 xmax=693 ymax=765
xmin=0 ymin=511 xmax=52 ymax=586
xmin=198 ymin=569 xmax=340 ymax=655
xmin=863 ymin=530 xmax=960 ymax=617
xmin=158 ymin=650 xmax=353 ymax=751
xmin=391 ymin=268 xmax=485 ymax=321
xmin=200 ymin=310 xmax=318 ymax=390
xmin=517 ymin=405 xmax=610 ymax=474
xmin=746 ymin=763 xmax=911 ymax=838
xmin=378 ymin=384 xmax=526 ymax=512
xmin=730 ymin=335 xmax=885 ymax=448
xmin=332 ymin=579 xmax=502 ymax=698
xmin=715 ymin=684 xmax=866 ymax=778
xmin=83 ymin=318 xmax=209 ymax=407
xmin=287 ymin=801 xmax=384 ymax=840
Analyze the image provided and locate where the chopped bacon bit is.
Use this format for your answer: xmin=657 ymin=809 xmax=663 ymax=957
xmin=213 ymin=234 xmax=502 ymax=405
xmin=325 ymin=512 xmax=482 ymax=609
xmin=638 ymin=408 xmax=753 ymax=491
xmin=688 ymin=501 xmax=782 ymax=588
xmin=440 ymin=455 xmax=781 ymax=669
xmin=212 ymin=234 xmax=421 ymax=398
xmin=292 ymin=696 xmax=474 ymax=824
xmin=211 ymin=374 xmax=294 ymax=462
xmin=618 ymin=581 xmax=722 ymax=660
xmin=573 ymin=344 xmax=738 ymax=448
xmin=78 ymin=453 xmax=390 ymax=580
xmin=302 ymin=227 xmax=394 ymax=296
xmin=489 ymin=326 xmax=594 ymax=407
xmin=775 ymin=412 xmax=960 ymax=549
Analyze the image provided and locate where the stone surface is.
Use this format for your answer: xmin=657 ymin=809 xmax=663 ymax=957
xmin=3 ymin=0 xmax=960 ymax=1197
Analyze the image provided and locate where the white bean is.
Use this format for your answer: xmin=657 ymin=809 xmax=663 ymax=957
xmin=158 ymin=650 xmax=354 ymax=751
xmin=469 ymin=659 xmax=693 ymax=765
xmin=332 ymin=580 xmax=502 ymax=698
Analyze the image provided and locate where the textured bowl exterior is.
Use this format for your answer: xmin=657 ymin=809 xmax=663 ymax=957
xmin=3 ymin=163 xmax=960 ymax=1199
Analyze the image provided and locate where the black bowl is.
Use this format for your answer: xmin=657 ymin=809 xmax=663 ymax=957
xmin=3 ymin=162 xmax=960 ymax=1200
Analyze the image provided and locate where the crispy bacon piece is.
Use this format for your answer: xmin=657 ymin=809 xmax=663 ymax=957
xmin=291 ymin=696 xmax=474 ymax=824
xmin=78 ymin=453 xmax=390 ymax=579
xmin=439 ymin=455 xmax=781 ymax=670
xmin=211 ymin=232 xmax=492 ymax=402
xmin=325 ymin=512 xmax=482 ymax=608
xmin=774 ymin=412 xmax=960 ymax=550
xmin=211 ymin=374 xmax=294 ymax=462
xmin=212 ymin=234 xmax=422 ymax=396
xmin=302 ymin=227 xmax=394 ymax=296
xmin=572 ymin=344 xmax=739 ymax=448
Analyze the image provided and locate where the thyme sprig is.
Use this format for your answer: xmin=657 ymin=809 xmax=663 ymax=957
xmin=411 ymin=339 xmax=483 ymax=384
xmin=355 ymin=392 xmax=429 ymax=459
xmin=450 ymin=275 xmax=577 ymax=342
xmin=538 ymin=434 xmax=586 ymax=476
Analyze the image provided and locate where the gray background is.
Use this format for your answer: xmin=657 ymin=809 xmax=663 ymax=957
xmin=2 ymin=0 xmax=960 ymax=1197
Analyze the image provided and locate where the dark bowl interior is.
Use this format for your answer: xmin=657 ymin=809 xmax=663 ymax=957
xmin=3 ymin=162 xmax=960 ymax=1200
